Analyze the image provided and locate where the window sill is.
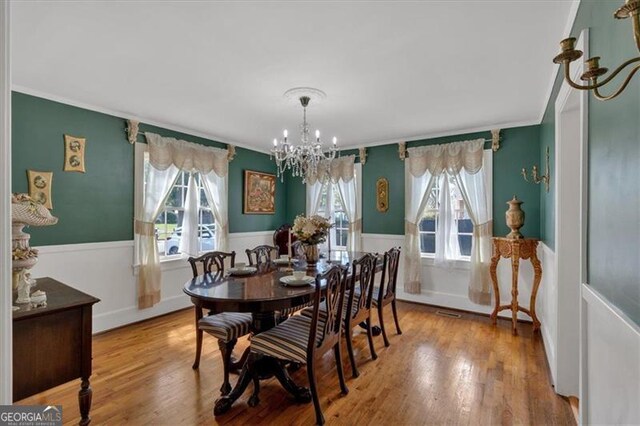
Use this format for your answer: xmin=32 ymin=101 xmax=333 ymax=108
xmin=420 ymin=255 xmax=470 ymax=270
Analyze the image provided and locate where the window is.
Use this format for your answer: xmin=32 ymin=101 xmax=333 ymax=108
xmin=419 ymin=175 xmax=474 ymax=259
xmin=143 ymin=152 xmax=215 ymax=257
xmin=317 ymin=183 xmax=348 ymax=250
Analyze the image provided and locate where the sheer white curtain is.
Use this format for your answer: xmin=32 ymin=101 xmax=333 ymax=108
xmin=202 ymin=170 xmax=229 ymax=252
xmin=306 ymin=181 xmax=326 ymax=216
xmin=137 ymin=133 xmax=228 ymax=309
xmin=179 ymin=173 xmax=200 ymax=256
xmin=135 ymin=158 xmax=180 ymax=309
xmin=434 ymin=176 xmax=461 ymax=266
xmin=451 ymin=150 xmax=493 ymax=305
xmin=404 ymin=167 xmax=436 ymax=294
xmin=404 ymin=139 xmax=489 ymax=297
xmin=335 ymin=161 xmax=362 ymax=252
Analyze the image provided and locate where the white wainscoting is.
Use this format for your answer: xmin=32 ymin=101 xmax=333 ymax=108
xmin=31 ymin=231 xmax=274 ymax=333
xmin=537 ymin=242 xmax=558 ymax=386
xmin=581 ymin=284 xmax=640 ymax=425
xmin=364 ymin=234 xmax=541 ymax=321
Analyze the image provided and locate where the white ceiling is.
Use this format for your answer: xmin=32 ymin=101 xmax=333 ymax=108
xmin=11 ymin=1 xmax=574 ymax=151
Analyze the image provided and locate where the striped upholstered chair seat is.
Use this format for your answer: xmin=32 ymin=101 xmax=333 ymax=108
xmin=251 ymin=315 xmax=324 ymax=363
xmin=198 ymin=312 xmax=252 ymax=343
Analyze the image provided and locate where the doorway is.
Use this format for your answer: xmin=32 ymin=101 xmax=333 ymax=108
xmin=553 ymin=29 xmax=588 ymax=398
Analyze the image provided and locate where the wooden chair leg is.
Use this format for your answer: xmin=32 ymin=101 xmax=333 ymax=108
xmin=307 ymin=358 xmax=324 ymax=425
xmin=344 ymin=322 xmax=359 ymax=378
xmin=192 ymin=307 xmax=204 ymax=369
xmin=218 ymin=338 xmax=237 ymax=395
xmin=365 ymin=317 xmax=378 ymax=360
xmin=377 ymin=305 xmax=390 ymax=347
xmin=391 ymin=299 xmax=403 ymax=335
xmin=334 ymin=342 xmax=349 ymax=395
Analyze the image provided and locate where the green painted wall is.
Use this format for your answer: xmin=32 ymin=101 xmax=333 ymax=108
xmin=11 ymin=92 xmax=286 ymax=245
xmin=539 ymin=1 xmax=640 ymax=324
xmin=286 ymin=125 xmax=541 ymax=238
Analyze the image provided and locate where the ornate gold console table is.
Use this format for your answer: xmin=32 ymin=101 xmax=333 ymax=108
xmin=489 ymin=238 xmax=542 ymax=335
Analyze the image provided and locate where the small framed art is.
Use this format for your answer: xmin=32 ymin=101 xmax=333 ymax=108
xmin=27 ymin=170 xmax=53 ymax=209
xmin=64 ymin=134 xmax=86 ymax=172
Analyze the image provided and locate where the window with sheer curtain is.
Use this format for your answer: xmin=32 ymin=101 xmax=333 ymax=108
xmin=419 ymin=175 xmax=474 ymax=259
xmin=316 ymin=183 xmax=349 ymax=250
xmin=143 ymin=153 xmax=215 ymax=257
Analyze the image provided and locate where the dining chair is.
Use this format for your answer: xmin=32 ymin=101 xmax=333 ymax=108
xmin=299 ymin=252 xmax=379 ymax=377
xmin=249 ymin=265 xmax=349 ymax=425
xmin=342 ymin=252 xmax=379 ymax=377
xmin=374 ymin=247 xmax=402 ymax=347
xmin=273 ymin=224 xmax=296 ymax=256
xmin=245 ymin=245 xmax=279 ymax=266
xmin=187 ymin=251 xmax=253 ymax=395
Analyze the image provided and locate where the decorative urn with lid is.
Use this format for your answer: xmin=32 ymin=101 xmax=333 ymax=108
xmin=505 ymin=196 xmax=525 ymax=239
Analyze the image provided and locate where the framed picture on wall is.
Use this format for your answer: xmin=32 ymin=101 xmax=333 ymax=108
xmin=63 ymin=134 xmax=86 ymax=173
xmin=27 ymin=170 xmax=53 ymax=209
xmin=243 ymin=170 xmax=276 ymax=214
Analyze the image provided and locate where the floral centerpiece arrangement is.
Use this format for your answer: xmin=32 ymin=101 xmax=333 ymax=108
xmin=291 ymin=214 xmax=332 ymax=266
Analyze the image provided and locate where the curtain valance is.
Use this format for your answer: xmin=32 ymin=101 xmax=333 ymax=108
xmin=145 ymin=132 xmax=229 ymax=177
xmin=306 ymin=155 xmax=356 ymax=185
xmin=407 ymin=139 xmax=484 ymax=177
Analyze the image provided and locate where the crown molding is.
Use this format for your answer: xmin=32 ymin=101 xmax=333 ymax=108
xmin=10 ymin=85 xmax=272 ymax=155
xmin=338 ymin=118 xmax=540 ymax=150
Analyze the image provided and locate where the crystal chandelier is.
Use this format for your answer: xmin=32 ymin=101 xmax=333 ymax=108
xmin=271 ymin=88 xmax=338 ymax=183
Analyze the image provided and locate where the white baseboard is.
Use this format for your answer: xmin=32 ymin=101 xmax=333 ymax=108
xmin=93 ymin=294 xmax=192 ymax=333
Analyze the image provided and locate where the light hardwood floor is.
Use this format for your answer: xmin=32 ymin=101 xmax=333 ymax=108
xmin=19 ymin=302 xmax=574 ymax=425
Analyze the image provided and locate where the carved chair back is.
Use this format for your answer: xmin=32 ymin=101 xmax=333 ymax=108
xmin=273 ymin=224 xmax=297 ymax=255
xmin=346 ymin=253 xmax=378 ymax=320
xmin=187 ymin=251 xmax=236 ymax=279
xmin=245 ymin=245 xmax=278 ymax=266
xmin=378 ymin=247 xmax=401 ymax=304
xmin=307 ymin=265 xmax=348 ymax=357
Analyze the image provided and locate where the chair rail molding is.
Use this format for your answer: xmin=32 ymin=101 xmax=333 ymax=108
xmin=0 ymin=0 xmax=12 ymax=404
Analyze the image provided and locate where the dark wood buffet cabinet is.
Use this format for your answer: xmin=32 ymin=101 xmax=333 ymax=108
xmin=12 ymin=277 xmax=99 ymax=425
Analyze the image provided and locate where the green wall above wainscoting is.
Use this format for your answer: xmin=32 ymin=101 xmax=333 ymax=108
xmin=11 ymin=92 xmax=286 ymax=245
xmin=285 ymin=125 xmax=542 ymax=238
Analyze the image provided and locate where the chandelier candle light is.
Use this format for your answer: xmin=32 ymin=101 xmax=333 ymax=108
xmin=271 ymin=88 xmax=339 ymax=183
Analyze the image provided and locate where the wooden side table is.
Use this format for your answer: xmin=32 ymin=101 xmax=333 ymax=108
xmin=489 ymin=238 xmax=542 ymax=335
xmin=13 ymin=277 xmax=100 ymax=425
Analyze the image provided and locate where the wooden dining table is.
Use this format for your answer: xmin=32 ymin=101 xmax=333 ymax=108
xmin=182 ymin=250 xmax=381 ymax=416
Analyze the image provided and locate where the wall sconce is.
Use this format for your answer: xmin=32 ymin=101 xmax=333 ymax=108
xmin=126 ymin=119 xmax=140 ymax=144
xmin=553 ymin=0 xmax=640 ymax=101
xmin=359 ymin=147 xmax=367 ymax=165
xmin=522 ymin=146 xmax=550 ymax=192
xmin=398 ymin=141 xmax=406 ymax=160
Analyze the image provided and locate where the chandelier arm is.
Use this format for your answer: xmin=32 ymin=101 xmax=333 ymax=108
xmin=563 ymin=56 xmax=640 ymax=90
xmin=592 ymin=63 xmax=640 ymax=100
xmin=590 ymin=56 xmax=640 ymax=86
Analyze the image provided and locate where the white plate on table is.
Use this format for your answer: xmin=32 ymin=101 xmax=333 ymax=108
xmin=273 ymin=258 xmax=298 ymax=265
xmin=228 ymin=267 xmax=257 ymax=276
xmin=280 ymin=275 xmax=315 ymax=287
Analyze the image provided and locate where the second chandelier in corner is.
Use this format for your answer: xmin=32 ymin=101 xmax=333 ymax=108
xmin=271 ymin=87 xmax=339 ymax=183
